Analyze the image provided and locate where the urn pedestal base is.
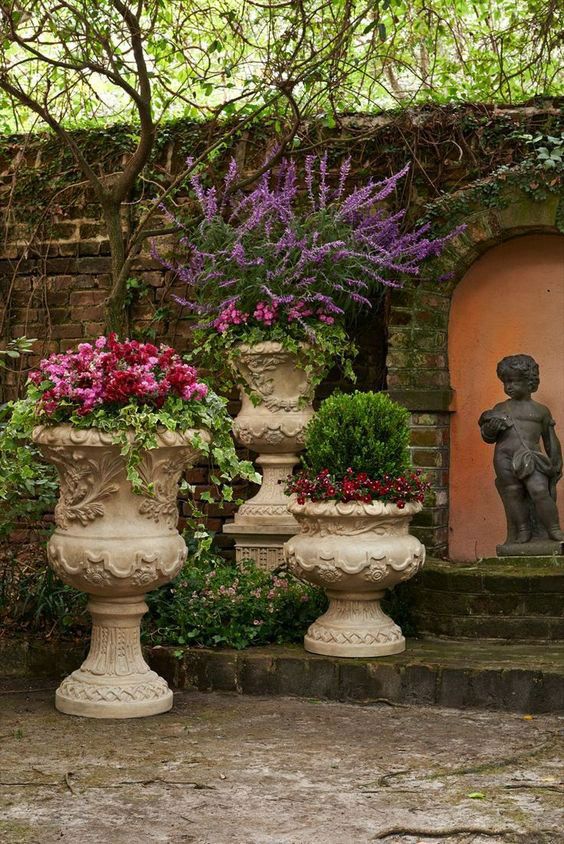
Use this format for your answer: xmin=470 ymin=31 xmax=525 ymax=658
xmin=55 ymin=596 xmax=173 ymax=719
xmin=284 ymin=500 xmax=425 ymax=659
xmin=223 ymin=523 xmax=296 ymax=571
xmin=304 ymin=590 xmax=405 ymax=658
xmin=224 ymin=455 xmax=299 ymax=571
xmin=226 ymin=342 xmax=315 ymax=571
xmin=497 ymin=539 xmax=564 ymax=557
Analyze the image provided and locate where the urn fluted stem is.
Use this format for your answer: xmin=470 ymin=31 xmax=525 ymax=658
xmin=304 ymin=590 xmax=404 ymax=657
xmin=56 ymin=596 xmax=172 ymax=718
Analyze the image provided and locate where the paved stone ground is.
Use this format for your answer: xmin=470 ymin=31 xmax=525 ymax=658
xmin=0 ymin=679 xmax=562 ymax=844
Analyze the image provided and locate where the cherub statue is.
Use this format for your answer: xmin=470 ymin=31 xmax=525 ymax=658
xmin=479 ymin=354 xmax=563 ymax=547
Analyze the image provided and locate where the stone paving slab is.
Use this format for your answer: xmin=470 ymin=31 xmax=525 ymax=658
xmin=0 ymin=679 xmax=562 ymax=844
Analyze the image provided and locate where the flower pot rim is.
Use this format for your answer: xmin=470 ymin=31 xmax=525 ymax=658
xmin=287 ymin=498 xmax=423 ymax=517
xmin=31 ymin=422 xmax=212 ymax=449
xmin=232 ymin=339 xmax=313 ymax=355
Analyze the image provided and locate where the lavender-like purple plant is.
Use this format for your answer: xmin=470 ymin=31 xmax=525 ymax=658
xmin=153 ymin=154 xmax=462 ymax=343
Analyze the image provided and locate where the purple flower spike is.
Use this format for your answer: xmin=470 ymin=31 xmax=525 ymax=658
xmin=153 ymin=154 xmax=463 ymax=342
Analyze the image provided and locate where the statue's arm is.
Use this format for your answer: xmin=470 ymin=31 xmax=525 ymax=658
xmin=479 ymin=409 xmax=507 ymax=444
xmin=543 ymin=416 xmax=563 ymax=478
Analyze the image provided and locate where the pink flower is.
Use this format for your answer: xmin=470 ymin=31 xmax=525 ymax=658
xmin=29 ymin=336 xmax=209 ymax=416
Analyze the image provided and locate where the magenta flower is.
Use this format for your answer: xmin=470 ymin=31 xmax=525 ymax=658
xmin=28 ymin=335 xmax=209 ymax=418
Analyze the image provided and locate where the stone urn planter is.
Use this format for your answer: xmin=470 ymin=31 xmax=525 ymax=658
xmin=223 ymin=341 xmax=314 ymax=570
xmin=32 ymin=423 xmax=211 ymax=719
xmin=284 ymin=500 xmax=425 ymax=657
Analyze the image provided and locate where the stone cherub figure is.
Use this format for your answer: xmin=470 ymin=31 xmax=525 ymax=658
xmin=479 ymin=354 xmax=563 ymax=551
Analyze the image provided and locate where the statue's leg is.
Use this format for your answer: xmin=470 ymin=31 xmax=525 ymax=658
xmin=496 ymin=479 xmax=532 ymax=542
xmin=495 ymin=479 xmax=530 ymax=543
xmin=525 ymin=472 xmax=564 ymax=541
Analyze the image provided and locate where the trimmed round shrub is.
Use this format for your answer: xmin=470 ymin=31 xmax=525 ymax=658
xmin=302 ymin=391 xmax=411 ymax=479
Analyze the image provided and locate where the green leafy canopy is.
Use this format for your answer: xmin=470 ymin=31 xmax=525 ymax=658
xmin=0 ymin=0 xmax=561 ymax=135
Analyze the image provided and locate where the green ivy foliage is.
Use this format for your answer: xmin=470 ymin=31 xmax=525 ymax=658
xmin=145 ymin=548 xmax=327 ymax=650
xmin=0 ymin=541 xmax=328 ymax=649
xmin=0 ymin=401 xmax=58 ymax=538
xmin=0 ymin=380 xmax=260 ymax=538
xmin=191 ymin=321 xmax=356 ymax=404
xmin=301 ymin=391 xmax=411 ymax=479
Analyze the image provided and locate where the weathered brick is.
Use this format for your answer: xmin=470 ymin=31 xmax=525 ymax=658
xmin=77 ymin=305 xmax=106 ymax=320
xmin=76 ymin=256 xmax=113 ymax=273
xmin=410 ymin=428 xmax=446 ymax=447
xmin=389 ymin=308 xmax=412 ymax=327
xmin=60 ymin=337 xmax=85 ymax=351
xmin=411 ymin=369 xmax=450 ymax=388
xmin=50 ymin=324 xmax=83 ymax=339
xmin=46 ymin=307 xmax=71 ymax=322
xmin=11 ymin=308 xmax=44 ymax=323
xmin=11 ymin=278 xmax=32 ymax=291
xmin=80 ymin=222 xmax=106 ymax=238
xmin=44 ymin=258 xmax=78 ymax=274
xmin=73 ymin=274 xmax=112 ymax=290
xmin=57 ymin=242 xmax=79 ymax=257
xmin=78 ymin=240 xmax=102 ymax=256
xmin=386 ymin=371 xmax=411 ymax=389
xmin=50 ymin=222 xmax=79 ymax=240
xmin=411 ymin=448 xmax=447 ymax=468
xmin=69 ymin=289 xmax=107 ymax=306
xmin=82 ymin=322 xmax=105 ymax=337
xmin=141 ymin=271 xmax=165 ymax=287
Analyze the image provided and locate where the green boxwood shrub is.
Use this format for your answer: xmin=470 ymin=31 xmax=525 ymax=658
xmin=302 ymin=390 xmax=411 ymax=478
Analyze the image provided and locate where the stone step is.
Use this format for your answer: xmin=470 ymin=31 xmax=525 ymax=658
xmin=405 ymin=556 xmax=564 ymax=642
xmin=1 ymin=637 xmax=563 ymax=714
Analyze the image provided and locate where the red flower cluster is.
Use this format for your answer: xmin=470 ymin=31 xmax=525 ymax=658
xmin=284 ymin=467 xmax=429 ymax=507
xmin=29 ymin=334 xmax=208 ymax=416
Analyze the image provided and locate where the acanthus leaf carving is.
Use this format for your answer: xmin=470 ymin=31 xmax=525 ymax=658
xmin=44 ymin=447 xmax=123 ymax=530
xmin=137 ymin=452 xmax=189 ymax=530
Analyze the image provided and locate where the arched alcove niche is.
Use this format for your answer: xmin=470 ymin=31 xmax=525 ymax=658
xmin=386 ymin=183 xmax=564 ymax=562
xmin=448 ymin=234 xmax=564 ymax=561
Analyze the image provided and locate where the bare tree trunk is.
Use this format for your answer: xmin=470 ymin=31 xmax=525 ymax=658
xmin=102 ymin=201 xmax=129 ymax=335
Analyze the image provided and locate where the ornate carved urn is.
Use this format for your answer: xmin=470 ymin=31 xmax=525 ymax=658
xmin=223 ymin=341 xmax=314 ymax=570
xmin=32 ymin=423 xmax=211 ymax=718
xmin=284 ymin=500 xmax=425 ymax=657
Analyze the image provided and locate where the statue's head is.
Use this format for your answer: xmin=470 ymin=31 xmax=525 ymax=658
xmin=496 ymin=354 xmax=540 ymax=395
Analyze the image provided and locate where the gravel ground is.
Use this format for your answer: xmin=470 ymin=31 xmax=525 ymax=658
xmin=0 ymin=679 xmax=562 ymax=844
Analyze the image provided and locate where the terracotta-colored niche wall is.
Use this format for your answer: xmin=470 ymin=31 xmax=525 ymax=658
xmin=448 ymin=234 xmax=564 ymax=562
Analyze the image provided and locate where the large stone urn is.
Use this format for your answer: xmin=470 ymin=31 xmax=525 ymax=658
xmin=223 ymin=341 xmax=314 ymax=570
xmin=32 ymin=423 xmax=211 ymax=719
xmin=284 ymin=500 xmax=425 ymax=657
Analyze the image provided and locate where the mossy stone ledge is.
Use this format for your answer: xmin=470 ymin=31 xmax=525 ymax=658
xmin=406 ymin=557 xmax=564 ymax=642
xmin=2 ymin=636 xmax=562 ymax=714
